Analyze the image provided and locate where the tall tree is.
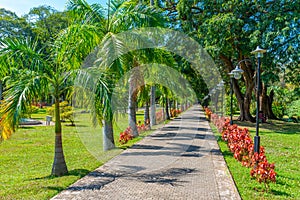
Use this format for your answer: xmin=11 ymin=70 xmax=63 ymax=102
xmin=0 ymin=35 xmax=78 ymax=175
xmin=158 ymin=0 xmax=299 ymax=121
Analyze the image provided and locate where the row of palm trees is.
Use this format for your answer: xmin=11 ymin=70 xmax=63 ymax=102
xmin=0 ymin=0 xmax=195 ymax=176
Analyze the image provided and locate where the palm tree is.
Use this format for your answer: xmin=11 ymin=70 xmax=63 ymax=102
xmin=0 ymin=35 xmax=76 ymax=176
xmin=66 ymin=0 xmax=166 ymax=146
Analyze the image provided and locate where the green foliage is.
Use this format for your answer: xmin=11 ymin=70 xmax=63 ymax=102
xmin=0 ymin=8 xmax=33 ymax=39
xmin=23 ymin=105 xmax=40 ymax=118
xmin=272 ymin=85 xmax=299 ymax=118
xmin=225 ymin=95 xmax=238 ymax=116
xmin=47 ymin=101 xmax=75 ymax=125
xmin=286 ymin=100 xmax=300 ymax=119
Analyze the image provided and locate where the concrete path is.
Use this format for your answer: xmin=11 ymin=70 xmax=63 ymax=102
xmin=52 ymin=105 xmax=240 ymax=200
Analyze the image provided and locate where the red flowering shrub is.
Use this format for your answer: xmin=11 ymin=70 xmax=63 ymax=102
xmin=208 ymin=108 xmax=276 ymax=189
xmin=204 ymin=107 xmax=212 ymax=121
xmin=170 ymin=109 xmax=181 ymax=117
xmin=119 ymin=127 xmax=134 ymax=144
xmin=119 ymin=121 xmax=150 ymax=144
xmin=250 ymin=161 xmax=276 ymax=188
xmin=137 ymin=123 xmax=150 ymax=133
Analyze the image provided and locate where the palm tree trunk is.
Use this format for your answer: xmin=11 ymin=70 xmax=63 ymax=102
xmin=181 ymin=101 xmax=184 ymax=112
xmin=150 ymin=85 xmax=156 ymax=127
xmin=103 ymin=119 xmax=115 ymax=151
xmin=128 ymin=70 xmax=139 ymax=137
xmin=144 ymin=100 xmax=150 ymax=125
xmin=51 ymin=95 xmax=68 ymax=176
xmin=165 ymin=97 xmax=170 ymax=120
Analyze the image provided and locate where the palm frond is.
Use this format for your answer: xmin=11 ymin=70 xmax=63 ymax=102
xmin=67 ymin=0 xmax=105 ymax=24
xmin=54 ymin=23 xmax=105 ymax=69
xmin=0 ymin=37 xmax=46 ymax=72
xmin=110 ymin=2 xmax=165 ymax=32
xmin=1 ymin=70 xmax=47 ymax=130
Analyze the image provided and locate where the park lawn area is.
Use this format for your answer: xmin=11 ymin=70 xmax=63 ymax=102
xmin=211 ymin=120 xmax=300 ymax=200
xmin=0 ymin=109 xmax=153 ymax=199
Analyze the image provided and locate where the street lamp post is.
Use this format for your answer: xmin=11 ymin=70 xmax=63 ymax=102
xmin=228 ymin=64 xmax=244 ymax=125
xmin=251 ymin=46 xmax=266 ymax=154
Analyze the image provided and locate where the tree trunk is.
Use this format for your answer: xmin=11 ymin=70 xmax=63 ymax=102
xmin=173 ymin=99 xmax=176 ymax=110
xmin=235 ymin=79 xmax=255 ymax=122
xmin=51 ymin=95 xmax=68 ymax=176
xmin=128 ymin=66 xmax=143 ymax=137
xmin=165 ymin=97 xmax=170 ymax=120
xmin=103 ymin=119 xmax=115 ymax=151
xmin=261 ymin=84 xmax=277 ymax=119
xmin=220 ymin=55 xmax=255 ymax=122
xmin=150 ymin=85 xmax=156 ymax=127
xmin=128 ymin=74 xmax=139 ymax=137
xmin=180 ymin=101 xmax=184 ymax=112
xmin=144 ymin=100 xmax=150 ymax=125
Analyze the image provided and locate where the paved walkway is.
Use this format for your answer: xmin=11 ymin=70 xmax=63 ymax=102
xmin=52 ymin=105 xmax=240 ymax=200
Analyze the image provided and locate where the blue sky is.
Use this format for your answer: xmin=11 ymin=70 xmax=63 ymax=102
xmin=0 ymin=0 xmax=107 ymax=16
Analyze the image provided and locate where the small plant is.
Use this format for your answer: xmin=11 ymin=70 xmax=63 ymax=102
xmin=137 ymin=120 xmax=150 ymax=133
xmin=204 ymin=107 xmax=212 ymax=121
xmin=250 ymin=161 xmax=276 ymax=191
xmin=119 ymin=121 xmax=150 ymax=145
xmin=119 ymin=127 xmax=134 ymax=144
xmin=170 ymin=109 xmax=181 ymax=117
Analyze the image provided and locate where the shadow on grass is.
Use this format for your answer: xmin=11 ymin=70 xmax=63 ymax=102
xmin=276 ymin=173 xmax=300 ymax=184
xmin=19 ymin=126 xmax=35 ymax=129
xmin=235 ymin=119 xmax=300 ymax=135
xmin=270 ymin=189 xmax=291 ymax=197
xmin=45 ymin=186 xmax=66 ymax=192
xmin=32 ymin=169 xmax=91 ymax=180
xmin=221 ymin=150 xmax=233 ymax=157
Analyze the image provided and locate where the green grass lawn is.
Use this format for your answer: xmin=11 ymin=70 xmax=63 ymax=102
xmin=0 ymin=109 xmax=158 ymax=199
xmin=211 ymin=120 xmax=300 ymax=200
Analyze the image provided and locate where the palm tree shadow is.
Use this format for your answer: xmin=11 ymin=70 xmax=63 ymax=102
xmin=270 ymin=189 xmax=291 ymax=197
xmin=31 ymin=169 xmax=91 ymax=180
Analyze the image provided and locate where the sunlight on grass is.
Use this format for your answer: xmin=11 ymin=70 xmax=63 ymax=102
xmin=0 ymin=125 xmax=104 ymax=199
xmin=0 ymin=108 xmax=166 ymax=199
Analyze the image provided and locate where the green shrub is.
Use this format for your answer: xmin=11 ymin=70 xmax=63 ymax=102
xmin=286 ymin=99 xmax=300 ymax=119
xmin=225 ymin=95 xmax=238 ymax=115
xmin=47 ymin=101 xmax=75 ymax=125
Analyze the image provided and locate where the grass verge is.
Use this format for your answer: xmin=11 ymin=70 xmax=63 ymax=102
xmin=210 ymin=120 xmax=300 ymax=200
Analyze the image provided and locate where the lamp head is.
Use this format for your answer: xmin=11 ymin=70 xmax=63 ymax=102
xmin=251 ymin=46 xmax=266 ymax=58
xmin=231 ymin=65 xmax=244 ymax=80
xmin=217 ymin=81 xmax=225 ymax=90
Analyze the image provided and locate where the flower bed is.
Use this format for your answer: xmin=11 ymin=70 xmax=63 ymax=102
xmin=204 ymin=107 xmax=276 ymax=189
xmin=119 ymin=121 xmax=150 ymax=144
